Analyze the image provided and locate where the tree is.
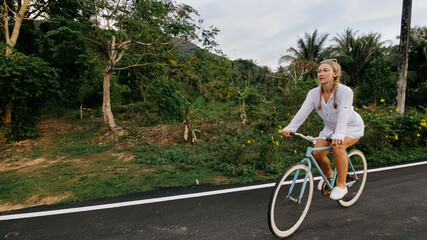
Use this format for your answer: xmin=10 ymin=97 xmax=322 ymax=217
xmin=1 ymin=0 xmax=31 ymax=123
xmin=0 ymin=43 xmax=58 ymax=141
xmin=178 ymin=93 xmax=209 ymax=144
xmin=333 ymin=28 xmax=386 ymax=86
xmin=395 ymin=0 xmax=412 ymax=114
xmin=91 ymin=0 xmax=218 ymax=132
xmin=0 ymin=0 xmax=53 ymax=140
xmin=41 ymin=0 xmax=101 ymax=109
xmin=357 ymin=57 xmax=394 ymax=106
xmin=409 ymin=26 xmax=427 ymax=82
xmin=280 ymin=29 xmax=330 ymax=79
xmin=181 ymin=48 xmax=231 ymax=101
xmin=237 ymin=86 xmax=251 ymax=125
xmin=406 ymin=26 xmax=427 ymax=108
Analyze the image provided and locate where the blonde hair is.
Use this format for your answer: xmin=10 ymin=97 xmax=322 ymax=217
xmin=317 ymin=60 xmax=341 ymax=110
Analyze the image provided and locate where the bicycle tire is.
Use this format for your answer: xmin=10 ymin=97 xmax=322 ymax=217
xmin=268 ymin=162 xmax=314 ymax=238
xmin=338 ymin=149 xmax=367 ymax=207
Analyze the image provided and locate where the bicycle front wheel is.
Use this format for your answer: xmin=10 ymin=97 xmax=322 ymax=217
xmin=268 ymin=163 xmax=314 ymax=238
xmin=338 ymin=149 xmax=367 ymax=207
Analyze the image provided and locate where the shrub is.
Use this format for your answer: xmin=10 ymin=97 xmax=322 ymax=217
xmin=358 ymin=107 xmax=426 ymax=159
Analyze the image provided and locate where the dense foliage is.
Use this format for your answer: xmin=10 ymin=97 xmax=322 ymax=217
xmin=0 ymin=0 xmax=426 ymax=169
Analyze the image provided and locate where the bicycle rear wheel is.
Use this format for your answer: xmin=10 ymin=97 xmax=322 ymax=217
xmin=338 ymin=149 xmax=367 ymax=207
xmin=268 ymin=163 xmax=314 ymax=238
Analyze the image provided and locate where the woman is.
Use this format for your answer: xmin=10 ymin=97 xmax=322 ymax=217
xmin=282 ymin=59 xmax=364 ymax=200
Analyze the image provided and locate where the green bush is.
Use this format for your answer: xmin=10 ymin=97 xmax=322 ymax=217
xmin=356 ymin=57 xmax=394 ymax=106
xmin=358 ymin=107 xmax=426 ymax=160
xmin=146 ymin=77 xmax=185 ymax=123
xmin=0 ymin=44 xmax=59 ymax=141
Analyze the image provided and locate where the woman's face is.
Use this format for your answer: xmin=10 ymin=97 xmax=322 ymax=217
xmin=317 ymin=63 xmax=337 ymax=85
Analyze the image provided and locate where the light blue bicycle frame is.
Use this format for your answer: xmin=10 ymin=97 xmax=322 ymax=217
xmin=288 ymin=145 xmax=359 ymax=202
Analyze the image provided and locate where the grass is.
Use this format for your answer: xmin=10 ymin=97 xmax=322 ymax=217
xmin=0 ymin=110 xmax=267 ymax=211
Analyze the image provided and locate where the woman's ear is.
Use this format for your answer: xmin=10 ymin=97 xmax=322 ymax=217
xmin=333 ymin=72 xmax=338 ymax=78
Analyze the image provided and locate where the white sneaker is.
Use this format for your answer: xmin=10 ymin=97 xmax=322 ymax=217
xmin=317 ymin=179 xmax=324 ymax=191
xmin=330 ymin=186 xmax=348 ymax=200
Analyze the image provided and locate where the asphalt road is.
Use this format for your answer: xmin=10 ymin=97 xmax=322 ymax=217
xmin=1 ymin=161 xmax=426 ymax=240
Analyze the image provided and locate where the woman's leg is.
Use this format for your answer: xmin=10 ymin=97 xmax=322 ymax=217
xmin=332 ymin=137 xmax=361 ymax=189
xmin=313 ymin=139 xmax=334 ymax=179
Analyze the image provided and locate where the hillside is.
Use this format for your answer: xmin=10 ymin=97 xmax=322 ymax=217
xmin=0 ymin=110 xmax=250 ymax=211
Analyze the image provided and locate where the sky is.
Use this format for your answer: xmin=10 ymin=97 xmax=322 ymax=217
xmin=174 ymin=0 xmax=427 ymax=70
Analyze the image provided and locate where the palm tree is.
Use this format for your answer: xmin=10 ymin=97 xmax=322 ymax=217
xmin=407 ymin=26 xmax=427 ymax=107
xmin=409 ymin=26 xmax=427 ymax=83
xmin=280 ymin=29 xmax=331 ymax=80
xmin=333 ymin=28 xmax=386 ymax=86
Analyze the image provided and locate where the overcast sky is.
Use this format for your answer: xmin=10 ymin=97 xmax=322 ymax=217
xmin=174 ymin=0 xmax=427 ymax=70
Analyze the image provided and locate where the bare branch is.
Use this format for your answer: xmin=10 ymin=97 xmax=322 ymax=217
xmin=8 ymin=0 xmax=31 ymax=47
xmin=3 ymin=0 xmax=10 ymax=44
xmin=117 ymin=39 xmax=131 ymax=49
xmin=112 ymin=62 xmax=158 ymax=71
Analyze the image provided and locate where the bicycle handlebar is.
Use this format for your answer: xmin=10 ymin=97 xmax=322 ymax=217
xmin=290 ymin=132 xmax=332 ymax=142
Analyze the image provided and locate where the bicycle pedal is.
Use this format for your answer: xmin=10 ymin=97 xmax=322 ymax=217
xmin=321 ymin=183 xmax=330 ymax=196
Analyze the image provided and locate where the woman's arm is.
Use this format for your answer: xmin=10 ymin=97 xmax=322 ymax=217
xmin=283 ymin=89 xmax=316 ymax=133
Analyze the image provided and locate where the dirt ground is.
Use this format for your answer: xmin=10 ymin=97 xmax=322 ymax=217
xmin=0 ymin=117 xmax=237 ymax=211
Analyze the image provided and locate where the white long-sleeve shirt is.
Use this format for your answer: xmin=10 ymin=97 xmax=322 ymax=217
xmin=283 ymin=84 xmax=364 ymax=140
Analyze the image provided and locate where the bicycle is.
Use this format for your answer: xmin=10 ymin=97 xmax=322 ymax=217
xmin=267 ymin=132 xmax=367 ymax=238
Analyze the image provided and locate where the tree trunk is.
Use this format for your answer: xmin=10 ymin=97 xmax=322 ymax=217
xmin=102 ymin=66 xmax=117 ymax=130
xmin=240 ymin=100 xmax=247 ymax=125
xmin=4 ymin=104 xmax=11 ymax=122
xmin=396 ymin=0 xmax=412 ymax=114
xmin=2 ymin=0 xmax=30 ymax=123
xmin=183 ymin=117 xmax=197 ymax=144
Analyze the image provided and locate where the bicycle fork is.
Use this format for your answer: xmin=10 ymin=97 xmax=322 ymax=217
xmin=287 ymin=158 xmax=312 ymax=203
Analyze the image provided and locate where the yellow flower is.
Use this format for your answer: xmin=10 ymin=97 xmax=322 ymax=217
xmin=234 ymin=137 xmax=237 ymax=141
xmin=279 ymin=125 xmax=282 ymax=128
xmin=247 ymin=140 xmax=251 ymax=144
xmin=421 ymin=122 xmax=427 ymax=127
xmin=242 ymin=144 xmax=245 ymax=148
xmin=395 ymin=135 xmax=398 ymax=140
xmin=279 ymin=129 xmax=283 ymax=133
xmin=253 ymin=139 xmax=255 ymax=142
xmin=355 ymin=108 xmax=358 ymax=111
xmin=276 ymin=141 xmax=279 ymax=145
xmin=417 ymin=133 xmax=421 ymax=137
xmin=385 ymin=136 xmax=388 ymax=139
xmin=294 ymin=150 xmax=297 ymax=154
xmin=378 ymin=117 xmax=381 ymax=119
xmin=396 ymin=108 xmax=399 ymax=112
xmin=271 ymin=136 xmax=274 ymax=140
xmin=260 ymin=130 xmax=264 ymax=133
xmin=281 ymin=135 xmax=283 ymax=139
xmin=389 ymin=110 xmax=393 ymax=113
xmin=380 ymin=99 xmax=385 ymax=102
xmin=168 ymin=59 xmax=178 ymax=66
xmin=410 ymin=116 xmax=413 ymax=119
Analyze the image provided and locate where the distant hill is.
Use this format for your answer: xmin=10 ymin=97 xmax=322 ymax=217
xmin=173 ymin=38 xmax=199 ymax=56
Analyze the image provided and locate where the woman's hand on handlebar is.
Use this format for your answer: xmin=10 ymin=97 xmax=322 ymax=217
xmin=282 ymin=129 xmax=293 ymax=138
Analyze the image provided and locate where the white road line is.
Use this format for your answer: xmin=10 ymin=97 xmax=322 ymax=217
xmin=1 ymin=160 xmax=426 ymax=221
